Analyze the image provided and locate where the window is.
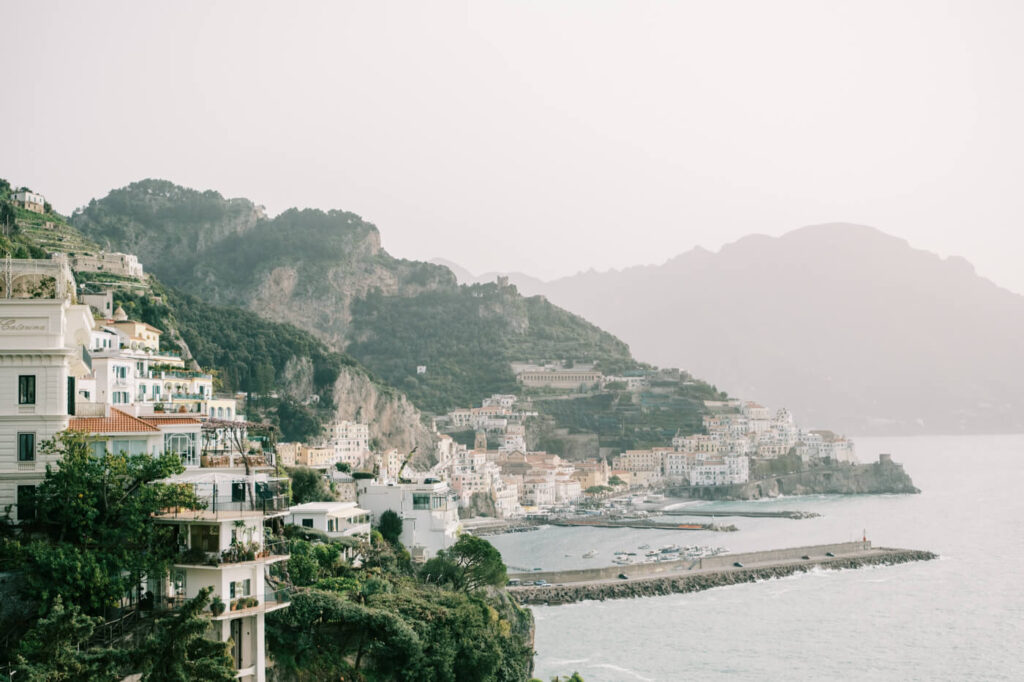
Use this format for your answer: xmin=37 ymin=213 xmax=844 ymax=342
xmin=18 ymin=375 xmax=35 ymax=405
xmin=18 ymin=433 xmax=35 ymax=461
xmin=412 ymin=493 xmax=430 ymax=510
xmin=231 ymin=482 xmax=246 ymax=503
xmin=67 ymin=377 xmax=75 ymax=416
xmin=114 ymin=366 xmax=127 ymax=379
xmin=17 ymin=486 xmax=36 ymax=521
xmin=301 ymin=518 xmax=314 ymax=528
xmin=110 ymin=439 xmax=149 ymax=455
xmin=229 ymin=579 xmax=251 ymax=598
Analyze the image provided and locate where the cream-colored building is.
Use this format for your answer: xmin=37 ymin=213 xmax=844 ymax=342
xmin=70 ymin=251 xmax=145 ymax=279
xmin=0 ymin=257 xmax=93 ymax=520
xmin=516 ymin=369 xmax=603 ymax=390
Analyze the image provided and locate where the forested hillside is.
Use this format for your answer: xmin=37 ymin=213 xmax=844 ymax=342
xmin=72 ymin=180 xmax=639 ymax=414
xmin=1 ymin=177 xmax=430 ymax=448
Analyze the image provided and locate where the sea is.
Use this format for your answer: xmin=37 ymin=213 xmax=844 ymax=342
xmin=489 ymin=435 xmax=1024 ymax=681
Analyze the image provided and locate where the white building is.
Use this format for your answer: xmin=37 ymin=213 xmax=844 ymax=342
xmin=69 ymin=251 xmax=145 ymax=279
xmin=152 ymin=470 xmax=291 ymax=682
xmin=356 ymin=480 xmax=460 ymax=559
xmin=0 ymin=257 xmax=93 ymax=520
xmin=689 ymin=454 xmax=749 ymax=486
xmin=11 ymin=189 xmax=45 ymax=213
xmin=287 ymin=501 xmax=371 ymax=538
xmin=68 ymin=404 xmax=202 ymax=467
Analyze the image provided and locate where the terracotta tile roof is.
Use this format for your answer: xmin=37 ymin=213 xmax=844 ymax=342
xmin=68 ymin=407 xmax=160 ymax=434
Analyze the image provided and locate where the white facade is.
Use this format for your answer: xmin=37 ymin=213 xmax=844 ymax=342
xmin=0 ymin=259 xmax=93 ymax=520
xmin=356 ymin=480 xmax=460 ymax=559
xmin=11 ymin=190 xmax=45 ymax=212
xmin=154 ymin=470 xmax=291 ymax=682
xmin=287 ymin=501 xmax=371 ymax=538
xmin=69 ymin=251 xmax=145 ymax=279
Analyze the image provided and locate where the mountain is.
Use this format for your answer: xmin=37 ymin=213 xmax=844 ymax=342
xmin=499 ymin=224 xmax=1024 ymax=435
xmin=429 ymin=258 xmax=548 ymax=292
xmin=72 ymin=180 xmax=639 ymax=415
xmin=2 ymin=176 xmax=431 ymax=452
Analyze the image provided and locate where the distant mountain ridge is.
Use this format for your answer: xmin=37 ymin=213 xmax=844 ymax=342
xmin=449 ymin=224 xmax=1024 ymax=435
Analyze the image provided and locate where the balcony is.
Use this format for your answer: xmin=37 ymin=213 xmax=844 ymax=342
xmin=157 ymin=478 xmax=290 ymax=519
xmin=174 ymin=539 xmax=289 ymax=568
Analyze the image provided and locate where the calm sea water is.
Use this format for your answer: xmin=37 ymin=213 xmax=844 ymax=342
xmin=490 ymin=435 xmax=1024 ymax=681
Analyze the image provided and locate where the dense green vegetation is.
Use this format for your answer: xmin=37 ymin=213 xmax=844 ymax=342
xmin=267 ymin=533 xmax=534 ymax=681
xmin=347 ymin=282 xmax=636 ymax=413
xmin=113 ymin=285 xmax=366 ymax=441
xmin=534 ymin=376 xmax=727 ymax=454
xmin=72 ymin=180 xmax=639 ymax=415
xmin=0 ymin=433 xmax=236 ymax=680
xmin=70 ymin=179 xmax=261 ymax=274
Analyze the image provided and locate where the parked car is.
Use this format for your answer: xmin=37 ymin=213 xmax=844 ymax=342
xmin=825 ymin=551 xmax=836 ymax=557
xmin=733 ymin=561 xmax=744 ymax=568
xmin=618 ymin=573 xmax=630 ymax=580
xmin=508 ymin=579 xmax=521 ymax=586
xmin=801 ymin=555 xmax=811 ymax=560
xmin=521 ymin=581 xmax=534 ymax=586
xmin=534 ymin=579 xmax=549 ymax=586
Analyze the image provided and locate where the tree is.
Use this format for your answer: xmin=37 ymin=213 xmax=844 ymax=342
xmin=335 ymin=461 xmax=351 ymax=473
xmin=21 ymin=432 xmax=200 ymax=614
xmin=420 ymin=535 xmax=507 ymax=592
xmin=0 ymin=201 xmax=15 ymax=238
xmin=288 ymin=467 xmax=334 ymax=504
xmin=378 ymin=509 xmax=403 ymax=546
xmin=140 ymin=587 xmax=236 ymax=682
xmin=14 ymin=596 xmax=124 ymax=681
xmin=608 ymin=475 xmax=625 ymax=487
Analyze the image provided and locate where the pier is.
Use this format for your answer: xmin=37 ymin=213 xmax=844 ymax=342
xmin=508 ymin=541 xmax=937 ymax=605
xmin=549 ymin=519 xmax=736 ymax=532
xmin=660 ymin=509 xmax=820 ymax=519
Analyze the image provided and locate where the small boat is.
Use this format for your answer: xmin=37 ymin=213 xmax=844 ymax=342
xmin=659 ymin=544 xmax=681 ymax=554
xmin=583 ymin=550 xmax=597 ymax=559
xmin=564 ymin=553 xmax=574 ymax=557
xmin=638 ymin=544 xmax=650 ymax=550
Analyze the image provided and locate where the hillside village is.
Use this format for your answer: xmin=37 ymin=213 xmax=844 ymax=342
xmin=0 ymin=181 xmax=860 ymax=681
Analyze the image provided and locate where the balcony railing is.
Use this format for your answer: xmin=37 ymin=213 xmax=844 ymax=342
xmin=219 ymin=539 xmax=289 ymax=564
xmin=176 ymin=539 xmax=289 ymax=567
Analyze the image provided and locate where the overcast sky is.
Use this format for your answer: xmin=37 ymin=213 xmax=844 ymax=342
xmin=4 ymin=1 xmax=1023 ymax=293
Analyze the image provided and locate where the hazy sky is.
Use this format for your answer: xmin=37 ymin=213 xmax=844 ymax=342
xmin=4 ymin=1 xmax=1023 ymax=293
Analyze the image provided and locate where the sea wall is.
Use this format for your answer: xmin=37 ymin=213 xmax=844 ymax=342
xmin=511 ymin=548 xmax=936 ymax=605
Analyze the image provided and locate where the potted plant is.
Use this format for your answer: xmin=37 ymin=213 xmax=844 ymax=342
xmin=210 ymin=595 xmax=226 ymax=616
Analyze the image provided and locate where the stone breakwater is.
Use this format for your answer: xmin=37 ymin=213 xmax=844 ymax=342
xmin=511 ymin=548 xmax=936 ymax=605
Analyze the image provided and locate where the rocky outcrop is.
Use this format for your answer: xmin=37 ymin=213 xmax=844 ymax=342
xmin=513 ymin=549 xmax=936 ymax=605
xmin=685 ymin=458 xmax=920 ymax=501
xmin=331 ymin=367 xmax=436 ymax=464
